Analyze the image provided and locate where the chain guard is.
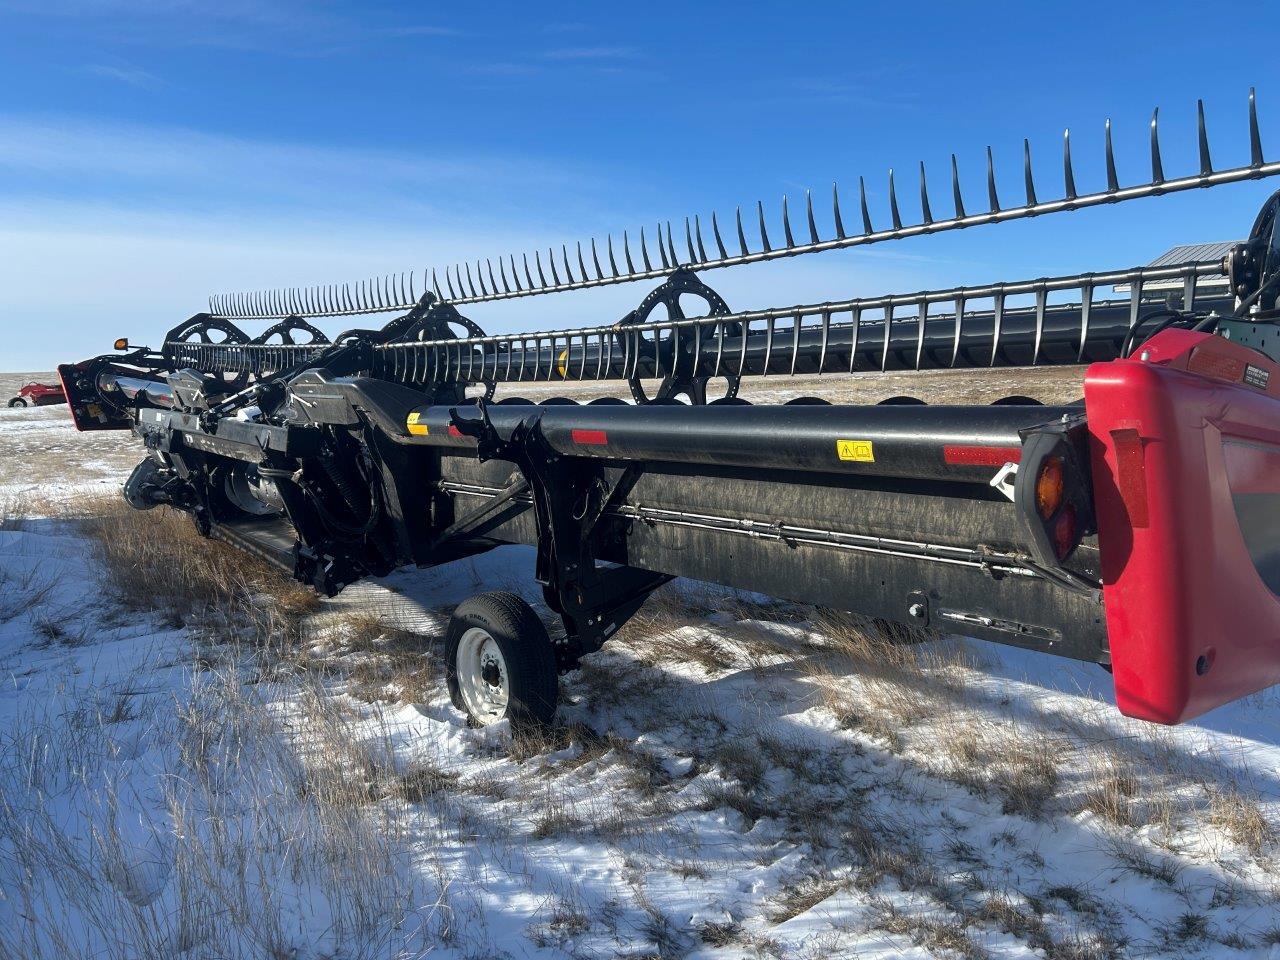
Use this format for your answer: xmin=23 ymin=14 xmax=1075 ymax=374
xmin=614 ymin=268 xmax=739 ymax=404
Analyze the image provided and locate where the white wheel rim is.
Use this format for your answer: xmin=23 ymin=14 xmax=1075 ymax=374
xmin=456 ymin=626 xmax=510 ymax=724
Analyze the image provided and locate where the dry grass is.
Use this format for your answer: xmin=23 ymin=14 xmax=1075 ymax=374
xmin=1205 ymin=786 xmax=1278 ymax=857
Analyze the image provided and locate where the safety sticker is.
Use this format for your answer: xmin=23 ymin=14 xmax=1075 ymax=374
xmin=406 ymin=411 xmax=429 ymax=436
xmin=836 ymin=439 xmax=875 ymax=462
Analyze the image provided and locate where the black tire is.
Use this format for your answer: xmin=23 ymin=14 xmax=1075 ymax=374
xmin=445 ymin=591 xmax=558 ymax=728
xmin=7 ymin=398 xmax=26 ymax=408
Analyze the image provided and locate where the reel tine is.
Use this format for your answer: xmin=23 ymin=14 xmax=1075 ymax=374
xmin=805 ymin=190 xmax=819 ymax=243
xmin=1063 ymin=129 xmax=1078 ymax=201
xmin=591 ymin=237 xmax=604 ymax=279
xmin=465 ymin=263 xmax=478 ymax=298
xmin=640 ymin=227 xmax=653 ymax=271
xmin=1077 ymin=279 xmax=1094 ymax=363
xmin=832 ymin=183 xmax=847 ymax=239
xmin=790 ymin=312 xmax=800 ymax=376
xmin=623 ymin=230 xmax=636 ymax=273
xmin=888 ymin=169 xmax=902 ymax=229
xmin=1197 ymin=99 xmax=1212 ymax=175
xmin=782 ymin=194 xmax=795 ymax=247
xmin=915 ymin=298 xmax=927 ymax=370
xmin=1023 ymin=139 xmax=1037 ymax=206
xmin=1251 ymin=87 xmax=1264 ymax=167
xmin=757 ymin=200 xmax=771 ymax=252
xmin=666 ymin=221 xmax=678 ymax=265
xmin=486 ymin=258 xmax=498 ymax=296
xmin=951 ymin=155 xmax=966 ymax=218
xmin=694 ymin=215 xmax=708 ymax=261
xmin=1150 ymin=108 xmax=1164 ymax=184
xmin=498 ymin=257 xmax=511 ymax=294
xmin=990 ymin=286 xmax=1005 ymax=366
xmin=474 ymin=263 xmax=488 ymax=298
xmin=548 ymin=248 xmax=561 ymax=286
xmin=684 ymin=217 xmax=697 ymax=263
xmin=880 ymin=300 xmax=893 ymax=372
xmin=446 ymin=268 xmax=457 ymax=300
xmin=1032 ymin=286 xmax=1047 ymax=364
xmin=1105 ymin=118 xmax=1120 ymax=191
xmin=711 ymin=211 xmax=729 ymax=258
xmin=986 ymin=147 xmax=1000 ymax=213
xmin=576 ymin=241 xmax=588 ymax=281
xmin=735 ymin=206 xmax=749 ymax=255
xmin=818 ymin=309 xmax=830 ymax=372
xmin=523 ymin=253 xmax=535 ymax=289
xmin=918 ymin=162 xmax=933 ymax=225
xmin=535 ymin=250 xmax=549 ymax=288
xmin=859 ymin=176 xmax=872 ymax=233
xmin=433 ymin=269 xmax=443 ymax=299
xmin=509 ymin=254 xmax=522 ymax=292
xmin=950 ymin=293 xmax=965 ymax=367
xmin=656 ymin=224 xmax=670 ymax=269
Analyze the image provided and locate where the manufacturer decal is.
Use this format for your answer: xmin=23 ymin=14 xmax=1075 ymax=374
xmin=1245 ymin=364 xmax=1271 ymax=391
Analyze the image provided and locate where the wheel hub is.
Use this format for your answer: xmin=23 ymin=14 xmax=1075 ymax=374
xmin=481 ymin=659 xmax=502 ymax=687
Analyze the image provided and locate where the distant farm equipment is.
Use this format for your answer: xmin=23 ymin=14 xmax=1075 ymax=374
xmin=8 ymin=381 xmax=65 ymax=408
xmin=59 ymin=89 xmax=1280 ymax=729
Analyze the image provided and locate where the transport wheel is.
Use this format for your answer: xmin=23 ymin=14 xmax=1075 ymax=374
xmin=445 ymin=592 xmax=558 ymax=728
xmin=8 ymin=397 xmax=26 ymax=407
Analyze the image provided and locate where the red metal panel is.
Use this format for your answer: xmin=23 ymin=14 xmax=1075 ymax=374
xmin=1085 ymin=330 xmax=1280 ymax=723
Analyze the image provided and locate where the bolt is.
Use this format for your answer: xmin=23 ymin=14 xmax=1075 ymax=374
xmin=908 ymin=602 xmax=926 ymax=619
xmin=1139 ymin=350 xmax=1151 ymax=362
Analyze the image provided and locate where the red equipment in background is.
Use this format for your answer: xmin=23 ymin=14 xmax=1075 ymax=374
xmin=7 ymin=382 xmax=66 ymax=408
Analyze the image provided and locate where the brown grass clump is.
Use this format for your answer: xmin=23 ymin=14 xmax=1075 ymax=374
xmin=1205 ymin=786 xmax=1277 ymax=857
xmin=79 ymin=497 xmax=319 ymax=640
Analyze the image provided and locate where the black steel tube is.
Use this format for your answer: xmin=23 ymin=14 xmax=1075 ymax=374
xmin=399 ymin=401 xmax=1064 ymax=483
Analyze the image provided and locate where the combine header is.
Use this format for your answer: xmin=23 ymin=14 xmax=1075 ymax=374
xmin=62 ymin=91 xmax=1280 ymax=727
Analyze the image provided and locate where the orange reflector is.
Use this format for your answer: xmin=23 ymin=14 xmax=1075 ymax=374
xmin=1053 ymin=503 xmax=1078 ymax=559
xmin=571 ymin=428 xmax=608 ymax=446
xmin=113 ymin=338 xmax=129 ymax=351
xmin=1035 ymin=455 xmax=1064 ymax=519
xmin=943 ymin=444 xmax=1021 ymax=466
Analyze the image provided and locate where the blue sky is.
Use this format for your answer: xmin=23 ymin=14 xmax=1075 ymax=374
xmin=2 ymin=0 xmax=1279 ymax=369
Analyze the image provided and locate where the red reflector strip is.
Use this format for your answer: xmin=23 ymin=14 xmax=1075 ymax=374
xmin=447 ymin=424 xmax=463 ymax=438
xmin=1111 ymin=427 xmax=1149 ymax=528
xmin=571 ymin=428 xmax=608 ymax=446
xmin=943 ymin=444 xmax=1022 ymax=466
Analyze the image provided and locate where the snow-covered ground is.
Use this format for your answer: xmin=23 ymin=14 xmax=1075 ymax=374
xmin=3 ymin=372 xmax=1280 ymax=958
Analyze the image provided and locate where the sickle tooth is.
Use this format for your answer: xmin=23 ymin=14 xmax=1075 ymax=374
xmin=590 ymin=238 xmax=604 ymax=279
xmin=606 ymin=235 xmax=619 ymax=277
xmin=1062 ymin=130 xmax=1077 ymax=201
xmin=950 ymin=155 xmax=966 ymax=218
xmin=831 ymin=184 xmax=846 ymax=239
xmin=1105 ymin=118 xmax=1119 ymax=191
xmin=887 ymin=169 xmax=902 ymax=230
xmin=859 ymin=176 xmax=872 ymax=233
xmin=1250 ymin=87 xmax=1264 ymax=167
xmin=623 ymin=230 xmax=636 ymax=273
xmin=1196 ymin=99 xmax=1212 ymax=175
xmin=1150 ymin=107 xmax=1164 ymax=184
xmin=711 ymin=211 xmax=729 ymax=257
xmin=1022 ymin=139 xmax=1037 ymax=206
xmin=986 ymin=147 xmax=1000 ymax=213
xmin=918 ymin=163 xmax=933 ymax=225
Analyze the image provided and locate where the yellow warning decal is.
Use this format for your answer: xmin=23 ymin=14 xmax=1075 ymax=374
xmin=557 ymin=348 xmax=569 ymax=378
xmin=836 ymin=439 xmax=875 ymax=462
xmin=407 ymin=411 xmax=429 ymax=436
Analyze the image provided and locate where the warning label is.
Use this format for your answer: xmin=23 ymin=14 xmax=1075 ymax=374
xmin=836 ymin=439 xmax=875 ymax=462
xmin=406 ymin=411 xmax=429 ymax=436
